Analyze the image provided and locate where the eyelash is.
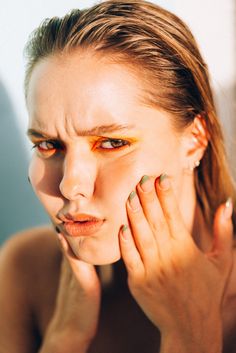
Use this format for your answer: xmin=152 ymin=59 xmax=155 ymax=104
xmin=32 ymin=138 xmax=131 ymax=156
xmin=31 ymin=140 xmax=62 ymax=154
xmin=93 ymin=138 xmax=131 ymax=150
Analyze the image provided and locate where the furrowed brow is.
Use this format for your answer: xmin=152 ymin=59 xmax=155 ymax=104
xmin=27 ymin=124 xmax=135 ymax=139
xmin=76 ymin=124 xmax=135 ymax=136
xmin=27 ymin=129 xmax=53 ymax=139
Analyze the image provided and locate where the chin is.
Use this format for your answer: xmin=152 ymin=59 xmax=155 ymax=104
xmin=78 ymin=254 xmax=121 ymax=266
xmin=69 ymin=237 xmax=122 ymax=265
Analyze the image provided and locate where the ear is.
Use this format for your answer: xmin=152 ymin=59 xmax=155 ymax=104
xmin=181 ymin=115 xmax=209 ymax=173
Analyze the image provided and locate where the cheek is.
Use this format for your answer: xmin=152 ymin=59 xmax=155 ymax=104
xmin=139 ymin=135 xmax=183 ymax=176
xmin=28 ymin=155 xmax=63 ymax=214
xmin=99 ymin=142 xmax=182 ymax=214
xmin=96 ymin=154 xmax=154 ymax=218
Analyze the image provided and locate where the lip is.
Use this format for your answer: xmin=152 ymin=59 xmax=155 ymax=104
xmin=62 ymin=219 xmax=105 ymax=237
xmin=59 ymin=212 xmax=103 ymax=223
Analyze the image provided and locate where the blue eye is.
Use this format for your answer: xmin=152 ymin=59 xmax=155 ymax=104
xmin=99 ymin=139 xmax=130 ymax=149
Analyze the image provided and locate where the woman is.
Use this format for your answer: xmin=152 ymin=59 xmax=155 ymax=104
xmin=0 ymin=1 xmax=235 ymax=352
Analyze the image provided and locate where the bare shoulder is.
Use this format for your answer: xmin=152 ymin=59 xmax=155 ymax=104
xmin=0 ymin=225 xmax=62 ymax=353
xmin=1 ymin=225 xmax=61 ymax=279
xmin=0 ymin=224 xmax=62 ymax=312
xmin=0 ymin=225 xmax=60 ymax=262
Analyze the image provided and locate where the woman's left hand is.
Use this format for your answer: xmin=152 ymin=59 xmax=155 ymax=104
xmin=119 ymin=174 xmax=233 ymax=352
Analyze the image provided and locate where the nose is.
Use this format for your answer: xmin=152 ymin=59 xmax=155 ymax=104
xmin=59 ymin=149 xmax=97 ymax=201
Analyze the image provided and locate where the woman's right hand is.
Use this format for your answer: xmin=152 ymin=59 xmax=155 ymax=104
xmin=40 ymin=233 xmax=101 ymax=353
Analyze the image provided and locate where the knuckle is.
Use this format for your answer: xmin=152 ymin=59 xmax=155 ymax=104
xmin=146 ymin=266 xmax=166 ymax=287
xmin=128 ymin=207 xmax=143 ymax=221
xmin=127 ymin=268 xmax=145 ymax=287
xmin=142 ymin=190 xmax=156 ymax=204
xmin=163 ymin=207 xmax=175 ymax=222
xmin=126 ymin=259 xmax=142 ymax=275
xmin=150 ymin=219 xmax=167 ymax=234
xmin=169 ymin=257 xmax=182 ymax=275
xmin=128 ymin=276 xmax=143 ymax=295
xmin=138 ymin=233 xmax=155 ymax=249
xmin=155 ymin=266 xmax=167 ymax=286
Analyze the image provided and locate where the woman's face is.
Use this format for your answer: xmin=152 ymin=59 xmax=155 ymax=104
xmin=27 ymin=50 xmax=188 ymax=265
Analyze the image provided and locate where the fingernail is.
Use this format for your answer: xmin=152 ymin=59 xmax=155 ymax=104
xmin=224 ymin=197 xmax=233 ymax=219
xmin=159 ymin=173 xmax=170 ymax=190
xmin=128 ymin=191 xmax=140 ymax=211
xmin=140 ymin=175 xmax=152 ymax=192
xmin=122 ymin=224 xmax=129 ymax=232
xmin=121 ymin=224 xmax=130 ymax=241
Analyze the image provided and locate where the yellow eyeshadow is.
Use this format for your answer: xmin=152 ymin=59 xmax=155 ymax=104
xmin=90 ymin=136 xmax=139 ymax=150
xmin=89 ymin=135 xmax=139 ymax=142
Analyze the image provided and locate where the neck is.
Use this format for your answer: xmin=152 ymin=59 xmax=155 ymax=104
xmin=178 ymin=173 xmax=212 ymax=252
xmin=192 ymin=204 xmax=213 ymax=252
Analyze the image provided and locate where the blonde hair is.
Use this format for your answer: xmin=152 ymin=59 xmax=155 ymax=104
xmin=24 ymin=0 xmax=236 ymax=229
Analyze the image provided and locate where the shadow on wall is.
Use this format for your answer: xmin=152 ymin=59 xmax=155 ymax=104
xmin=0 ymin=79 xmax=49 ymax=245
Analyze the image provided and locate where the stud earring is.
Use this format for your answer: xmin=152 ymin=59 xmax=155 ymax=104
xmin=185 ymin=160 xmax=201 ymax=174
xmin=189 ymin=160 xmax=200 ymax=171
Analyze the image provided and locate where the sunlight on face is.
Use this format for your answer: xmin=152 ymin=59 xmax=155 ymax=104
xmin=26 ymin=50 xmax=184 ymax=265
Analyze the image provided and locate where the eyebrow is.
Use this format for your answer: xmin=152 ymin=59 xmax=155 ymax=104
xmin=27 ymin=123 xmax=136 ymax=139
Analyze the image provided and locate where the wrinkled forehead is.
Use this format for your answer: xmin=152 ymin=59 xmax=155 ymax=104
xmin=26 ymin=50 xmax=172 ymax=137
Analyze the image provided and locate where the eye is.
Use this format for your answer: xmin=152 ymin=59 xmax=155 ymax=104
xmin=98 ymin=138 xmax=130 ymax=150
xmin=35 ymin=141 xmax=55 ymax=151
xmin=32 ymin=140 xmax=62 ymax=157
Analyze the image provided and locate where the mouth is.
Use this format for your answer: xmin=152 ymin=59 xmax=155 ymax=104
xmin=58 ymin=213 xmax=105 ymax=237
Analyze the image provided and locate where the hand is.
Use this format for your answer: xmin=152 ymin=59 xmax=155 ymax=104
xmin=119 ymin=174 xmax=233 ymax=352
xmin=42 ymin=234 xmax=101 ymax=353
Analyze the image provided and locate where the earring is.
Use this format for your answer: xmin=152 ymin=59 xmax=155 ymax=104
xmin=190 ymin=160 xmax=200 ymax=171
xmin=27 ymin=176 xmax=31 ymax=184
xmin=185 ymin=160 xmax=200 ymax=174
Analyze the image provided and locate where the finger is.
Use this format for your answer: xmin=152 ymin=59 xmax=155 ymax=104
xmin=136 ymin=175 xmax=169 ymax=245
xmin=126 ymin=190 xmax=159 ymax=266
xmin=57 ymin=232 xmax=78 ymax=260
xmin=155 ymin=174 xmax=189 ymax=241
xmin=210 ymin=198 xmax=233 ymax=262
xmin=119 ymin=224 xmax=145 ymax=280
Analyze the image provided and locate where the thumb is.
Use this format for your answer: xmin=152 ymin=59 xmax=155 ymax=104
xmin=211 ymin=198 xmax=233 ymax=260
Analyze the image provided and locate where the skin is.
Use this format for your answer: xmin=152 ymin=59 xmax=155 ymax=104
xmin=26 ymin=50 xmax=207 ymax=266
xmin=0 ymin=49 xmax=234 ymax=353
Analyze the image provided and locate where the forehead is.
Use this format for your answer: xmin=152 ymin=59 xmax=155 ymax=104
xmin=28 ymin=51 xmax=144 ymax=112
xmin=28 ymin=52 xmax=142 ymax=127
xmin=27 ymin=50 xmax=175 ymax=137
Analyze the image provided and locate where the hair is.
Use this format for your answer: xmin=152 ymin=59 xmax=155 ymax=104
xmin=24 ymin=0 xmax=236 ymax=230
